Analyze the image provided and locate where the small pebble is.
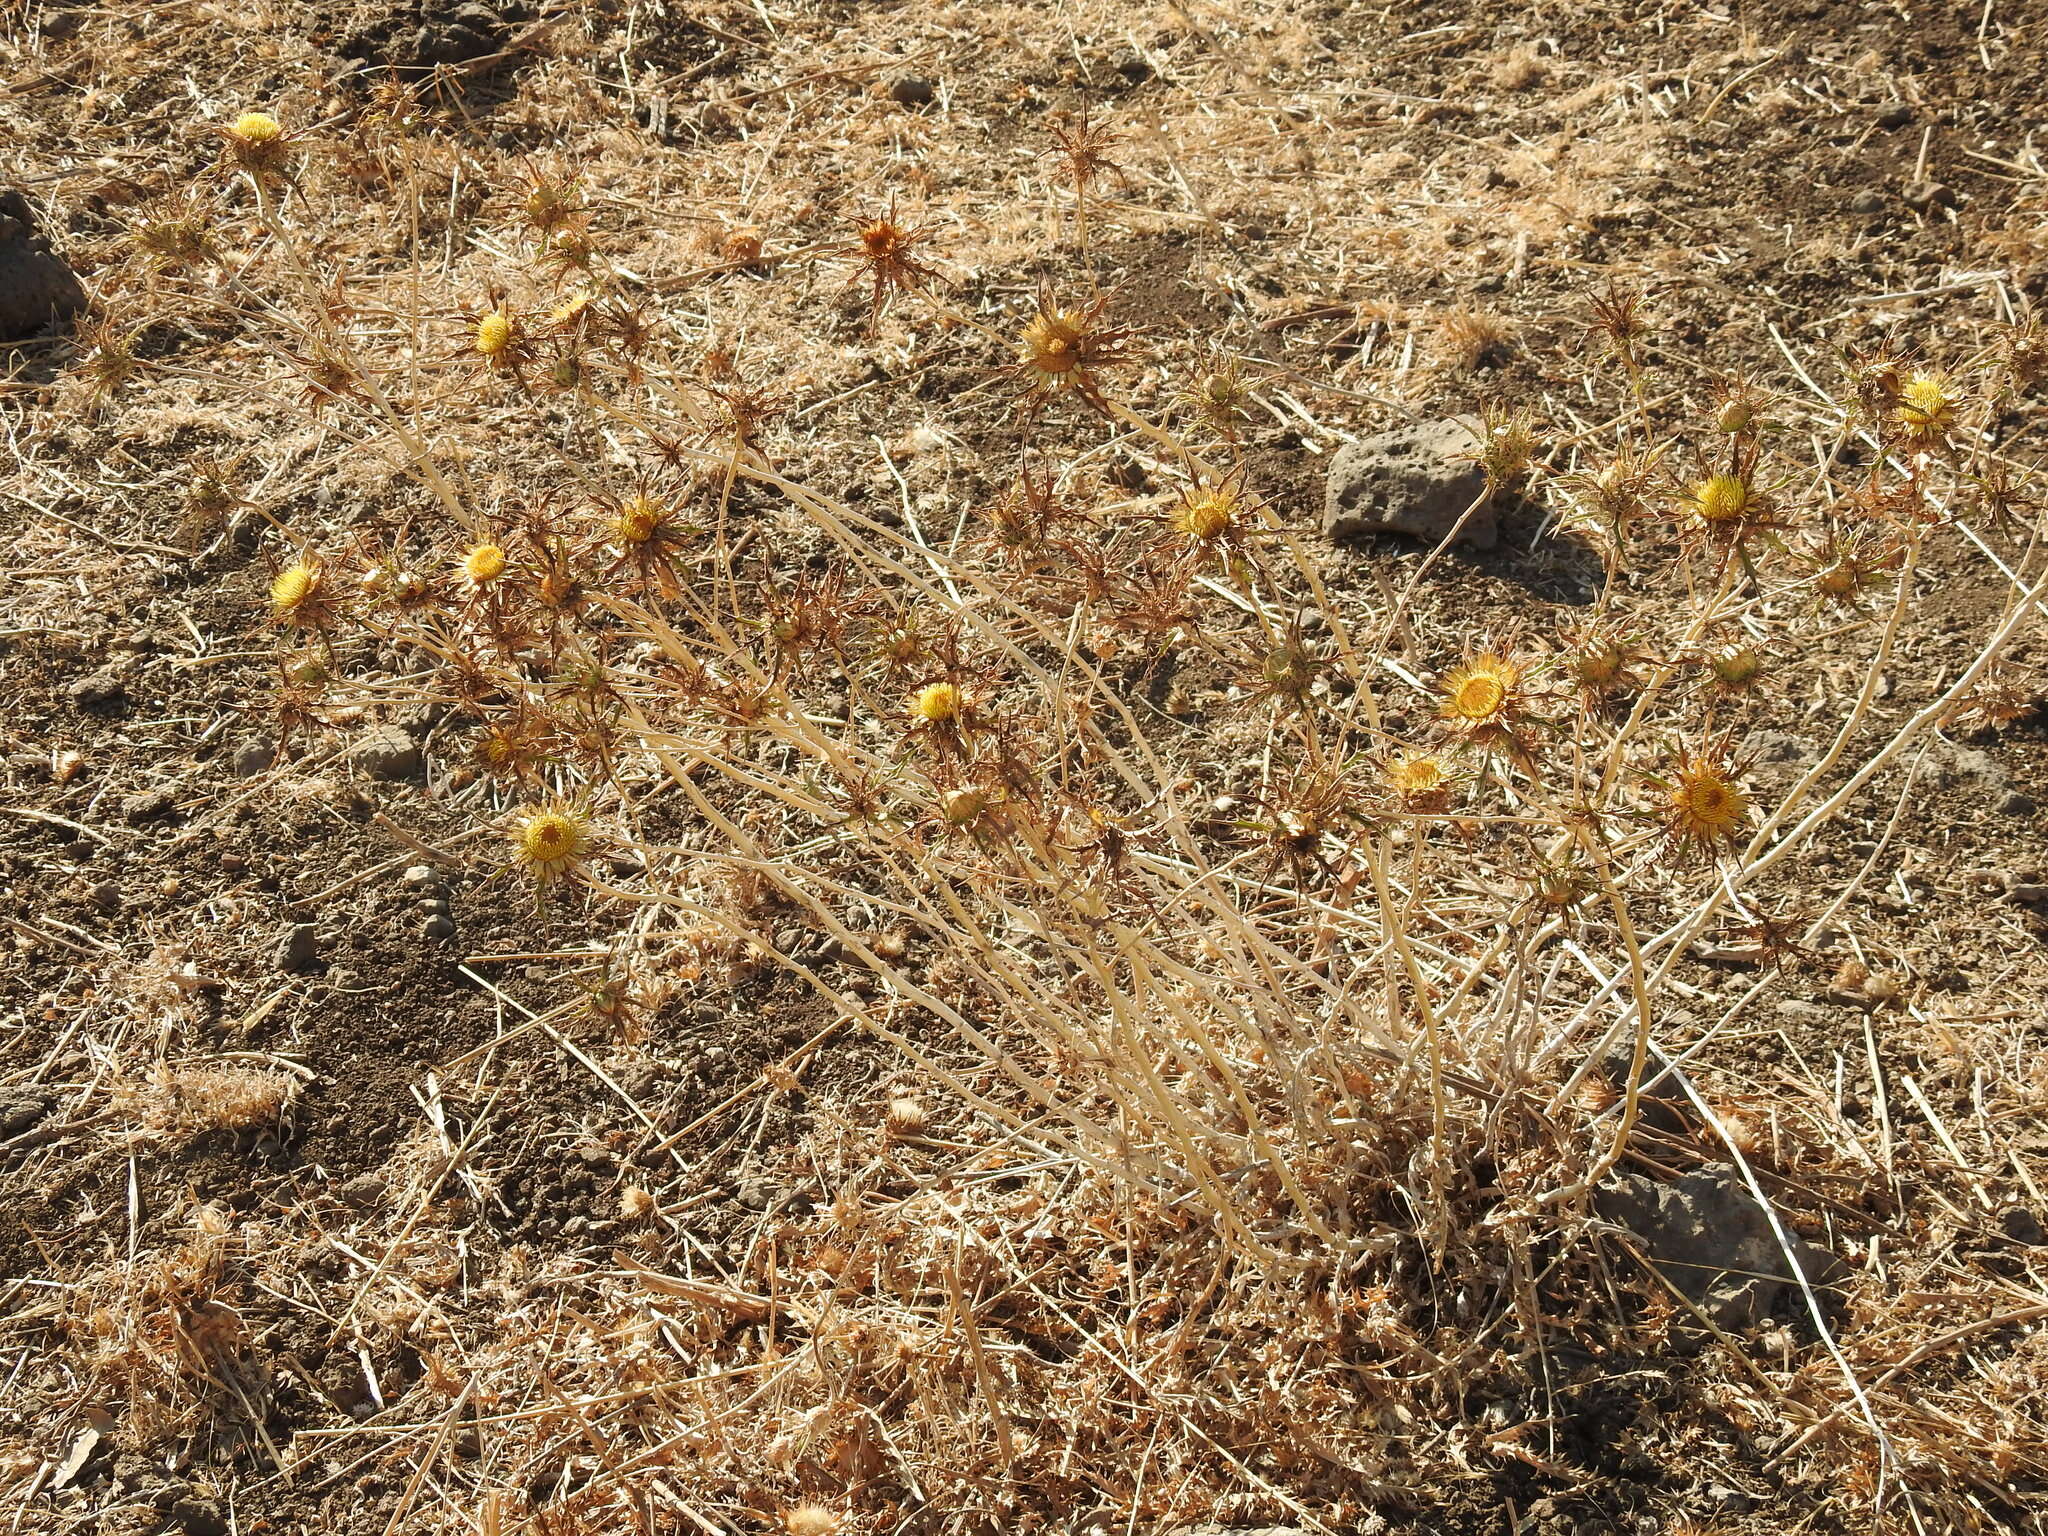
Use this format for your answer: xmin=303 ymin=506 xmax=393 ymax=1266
xmin=424 ymin=914 xmax=457 ymax=940
xmin=231 ymin=736 xmax=275 ymax=777
xmin=123 ymin=789 xmax=176 ymax=825
xmin=90 ymin=881 xmax=121 ymax=912
xmin=888 ymin=75 xmax=935 ymax=107
xmin=1874 ymin=101 xmax=1913 ymax=129
xmin=349 ymin=723 xmax=422 ymax=782
xmin=1902 ymin=178 xmax=1955 ymax=211
xmin=1848 ymin=189 xmax=1885 ymax=215
xmin=277 ymin=923 xmax=321 ymax=972
xmin=1997 ymin=790 xmax=2036 ymax=817
xmin=402 ymin=864 xmax=435 ymax=886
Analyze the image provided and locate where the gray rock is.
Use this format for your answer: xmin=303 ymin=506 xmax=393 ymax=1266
xmin=68 ymin=665 xmax=129 ymax=708
xmin=889 ymin=76 xmax=935 ymax=106
xmin=0 ymin=1091 xmax=51 ymax=1138
xmin=350 ymin=723 xmax=422 ymax=781
xmin=424 ymin=914 xmax=456 ymax=940
xmin=277 ymin=922 xmax=321 ymax=972
xmin=168 ymin=1495 xmax=228 ymax=1536
xmin=1847 ymin=189 xmax=1886 ymax=215
xmin=0 ymin=190 xmax=87 ymax=342
xmin=123 ymin=788 xmax=176 ymax=824
xmin=1324 ymin=415 xmax=1495 ymax=549
xmin=1596 ymin=1165 xmax=1843 ymax=1329
xmin=230 ymin=735 xmax=275 ymax=777
xmin=335 ymin=1174 xmax=385 ymax=1209
xmin=1903 ymin=179 xmax=1956 ymax=211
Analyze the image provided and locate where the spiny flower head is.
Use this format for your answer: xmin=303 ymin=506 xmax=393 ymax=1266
xmin=1687 ymin=473 xmax=1751 ymax=525
xmin=1894 ymin=370 xmax=1958 ymax=442
xmin=939 ymin=785 xmax=989 ymax=825
xmin=1383 ymin=750 xmax=1451 ymax=808
xmin=1661 ymin=747 xmax=1752 ymax=857
xmin=910 ymin=681 xmax=965 ymax=723
xmin=221 ymin=110 xmax=290 ymax=175
xmin=513 ymin=805 xmax=591 ymax=881
xmin=229 ymin=111 xmax=282 ymax=146
xmin=1439 ymin=650 xmax=1544 ymax=761
xmin=462 ymin=542 xmax=508 ymax=585
xmin=1440 ymin=653 xmax=1518 ymax=727
xmin=1016 ymin=294 xmax=1133 ymax=407
xmin=475 ymin=307 xmax=521 ymax=364
xmin=1704 ymin=644 xmax=1766 ymax=695
xmin=844 ymin=208 xmax=940 ymax=324
xmin=269 ymin=562 xmax=321 ymax=616
xmin=1572 ymin=638 xmax=1631 ymax=690
xmin=1172 ymin=485 xmax=1238 ymax=542
xmin=614 ymin=494 xmax=667 ymax=546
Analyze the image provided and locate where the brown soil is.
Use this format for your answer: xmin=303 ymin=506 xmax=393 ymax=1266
xmin=4 ymin=0 xmax=2047 ymax=1532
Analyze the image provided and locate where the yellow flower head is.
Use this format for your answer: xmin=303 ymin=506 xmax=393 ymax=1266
xmin=230 ymin=112 xmax=282 ymax=146
xmin=462 ymin=543 xmax=508 ymax=584
xmin=1172 ymin=487 xmax=1238 ymax=542
xmin=513 ymin=806 xmax=590 ymax=880
xmin=910 ymin=681 xmax=965 ymax=724
xmin=222 ymin=110 xmax=290 ymax=174
xmin=475 ymin=308 xmax=518 ymax=362
xmin=614 ymin=494 xmax=665 ymax=546
xmin=1894 ymin=371 xmax=1957 ymax=441
xmin=1440 ymin=654 xmax=1518 ymax=727
xmin=1665 ymin=755 xmax=1751 ymax=854
xmin=269 ymin=563 xmax=319 ymax=614
xmin=1020 ymin=308 xmax=1089 ymax=382
xmin=1688 ymin=474 xmax=1751 ymax=524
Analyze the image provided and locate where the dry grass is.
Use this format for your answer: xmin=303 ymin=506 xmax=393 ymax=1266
xmin=5 ymin=1 xmax=2048 ymax=1533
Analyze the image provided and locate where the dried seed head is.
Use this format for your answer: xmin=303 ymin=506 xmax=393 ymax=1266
xmin=462 ymin=543 xmax=508 ymax=584
xmin=886 ymin=1096 xmax=927 ymax=1134
xmin=940 ymin=785 xmax=988 ymax=824
xmin=513 ymin=806 xmax=591 ymax=880
xmin=619 ymin=1186 xmax=655 ymax=1220
xmin=910 ymin=681 xmax=965 ymax=723
xmin=721 ymin=225 xmax=765 ymax=265
xmin=783 ymin=1506 xmax=841 ymax=1536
